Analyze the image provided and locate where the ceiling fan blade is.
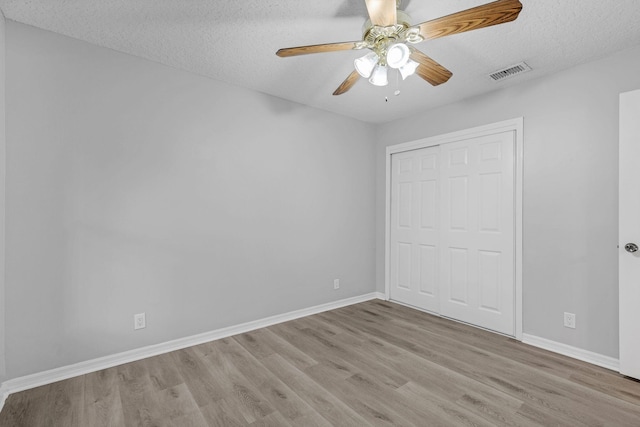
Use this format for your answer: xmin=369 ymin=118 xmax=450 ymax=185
xmin=276 ymin=41 xmax=361 ymax=58
xmin=333 ymin=70 xmax=361 ymax=96
xmin=364 ymin=0 xmax=397 ymax=26
xmin=409 ymin=48 xmax=452 ymax=86
xmin=416 ymin=0 xmax=522 ymax=41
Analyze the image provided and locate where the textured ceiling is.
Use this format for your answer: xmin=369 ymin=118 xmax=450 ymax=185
xmin=1 ymin=0 xmax=640 ymax=123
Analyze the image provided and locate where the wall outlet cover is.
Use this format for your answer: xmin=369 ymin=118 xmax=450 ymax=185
xmin=134 ymin=313 xmax=146 ymax=330
xmin=563 ymin=312 xmax=576 ymax=329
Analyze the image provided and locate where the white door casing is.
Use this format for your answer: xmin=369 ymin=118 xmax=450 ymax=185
xmin=619 ymin=89 xmax=640 ymax=380
xmin=385 ymin=118 xmax=523 ymax=340
xmin=390 ymin=146 xmax=441 ymax=313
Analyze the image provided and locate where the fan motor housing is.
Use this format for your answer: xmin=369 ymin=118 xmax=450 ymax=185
xmin=362 ymin=9 xmax=412 ymax=41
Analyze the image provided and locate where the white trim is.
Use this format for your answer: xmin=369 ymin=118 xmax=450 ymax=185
xmin=384 ymin=148 xmax=392 ymax=301
xmin=0 ymin=9 xmax=7 ymax=383
xmin=0 ymin=385 xmax=7 ymax=411
xmin=384 ymin=118 xmax=524 ymax=341
xmin=0 ymin=292 xmax=385 ymax=410
xmin=522 ymin=334 xmax=619 ymax=372
xmin=385 ymin=118 xmax=524 ymax=156
xmin=514 ymin=119 xmax=524 ymax=341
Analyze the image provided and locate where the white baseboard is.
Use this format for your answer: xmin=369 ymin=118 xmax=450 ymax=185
xmin=522 ymin=333 xmax=619 ymax=372
xmin=0 ymin=292 xmax=386 ymax=411
xmin=0 ymin=385 xmax=8 ymax=413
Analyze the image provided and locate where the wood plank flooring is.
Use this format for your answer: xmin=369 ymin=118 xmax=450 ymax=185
xmin=1 ymin=300 xmax=640 ymax=426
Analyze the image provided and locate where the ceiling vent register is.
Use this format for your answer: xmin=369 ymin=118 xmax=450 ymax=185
xmin=489 ymin=61 xmax=531 ymax=81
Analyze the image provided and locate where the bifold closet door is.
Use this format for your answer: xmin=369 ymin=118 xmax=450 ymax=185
xmin=389 ymin=146 xmax=441 ymax=314
xmin=439 ymin=131 xmax=515 ymax=336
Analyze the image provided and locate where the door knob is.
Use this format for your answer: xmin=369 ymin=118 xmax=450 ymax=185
xmin=625 ymin=243 xmax=639 ymax=253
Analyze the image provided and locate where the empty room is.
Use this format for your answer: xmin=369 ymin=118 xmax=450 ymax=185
xmin=0 ymin=0 xmax=640 ymax=425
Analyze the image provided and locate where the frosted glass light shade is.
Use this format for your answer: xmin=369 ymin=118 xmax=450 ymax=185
xmin=386 ymin=43 xmax=411 ymax=69
xmin=399 ymin=59 xmax=419 ymax=80
xmin=369 ymin=64 xmax=388 ymax=86
xmin=354 ymin=52 xmax=379 ymax=78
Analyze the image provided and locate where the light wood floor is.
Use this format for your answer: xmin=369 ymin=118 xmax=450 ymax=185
xmin=1 ymin=300 xmax=640 ymax=426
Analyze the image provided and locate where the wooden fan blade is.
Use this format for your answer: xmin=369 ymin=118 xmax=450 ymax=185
xmin=333 ymin=70 xmax=361 ymax=96
xmin=364 ymin=0 xmax=397 ymax=27
xmin=410 ymin=48 xmax=452 ymax=86
xmin=416 ymin=0 xmax=522 ymax=41
xmin=276 ymin=41 xmax=361 ymax=57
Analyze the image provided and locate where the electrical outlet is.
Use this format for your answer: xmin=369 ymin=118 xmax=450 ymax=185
xmin=334 ymin=279 xmax=340 ymax=290
xmin=134 ymin=313 xmax=146 ymax=330
xmin=564 ymin=312 xmax=576 ymax=329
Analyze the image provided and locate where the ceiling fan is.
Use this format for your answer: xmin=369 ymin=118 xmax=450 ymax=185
xmin=276 ymin=0 xmax=523 ymax=95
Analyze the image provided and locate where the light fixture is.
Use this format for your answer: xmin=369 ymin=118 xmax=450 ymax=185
xmin=369 ymin=64 xmax=388 ymax=86
xmin=399 ymin=59 xmax=419 ymax=80
xmin=386 ymin=43 xmax=411 ymax=69
xmin=354 ymin=52 xmax=379 ymax=78
xmin=352 ymin=42 xmax=418 ymax=91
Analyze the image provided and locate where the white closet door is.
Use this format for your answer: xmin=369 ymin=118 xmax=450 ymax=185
xmin=440 ymin=131 xmax=515 ymax=335
xmin=390 ymin=146 xmax=440 ymax=313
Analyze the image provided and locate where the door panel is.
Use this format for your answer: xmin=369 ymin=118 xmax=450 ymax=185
xmin=449 ymin=248 xmax=469 ymax=304
xmin=619 ymin=89 xmax=640 ymax=380
xmin=440 ymin=131 xmax=515 ymax=335
xmin=398 ymin=182 xmax=412 ymax=228
xmin=420 ymin=180 xmax=437 ymax=229
xmin=479 ymin=172 xmax=501 ymax=232
xmin=397 ymin=242 xmax=412 ymax=289
xmin=419 ymin=244 xmax=437 ymax=296
xmin=390 ymin=146 xmax=440 ymax=313
xmin=449 ymin=176 xmax=469 ymax=230
xmin=478 ymin=250 xmax=501 ymax=313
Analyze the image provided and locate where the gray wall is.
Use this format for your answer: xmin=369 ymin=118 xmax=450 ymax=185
xmin=0 ymin=10 xmax=6 ymax=378
xmin=4 ymin=21 xmax=376 ymax=380
xmin=375 ymin=45 xmax=640 ymax=358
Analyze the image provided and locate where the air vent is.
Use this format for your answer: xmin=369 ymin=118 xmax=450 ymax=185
xmin=489 ymin=62 xmax=531 ymax=82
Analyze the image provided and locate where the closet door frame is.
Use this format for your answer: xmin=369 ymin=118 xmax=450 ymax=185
xmin=384 ymin=118 xmax=524 ymax=341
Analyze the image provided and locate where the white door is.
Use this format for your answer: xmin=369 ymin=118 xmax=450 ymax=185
xmin=440 ymin=132 xmax=515 ymax=336
xmin=389 ymin=131 xmax=515 ymax=336
xmin=390 ymin=146 xmax=440 ymax=313
xmin=619 ymin=89 xmax=640 ymax=380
